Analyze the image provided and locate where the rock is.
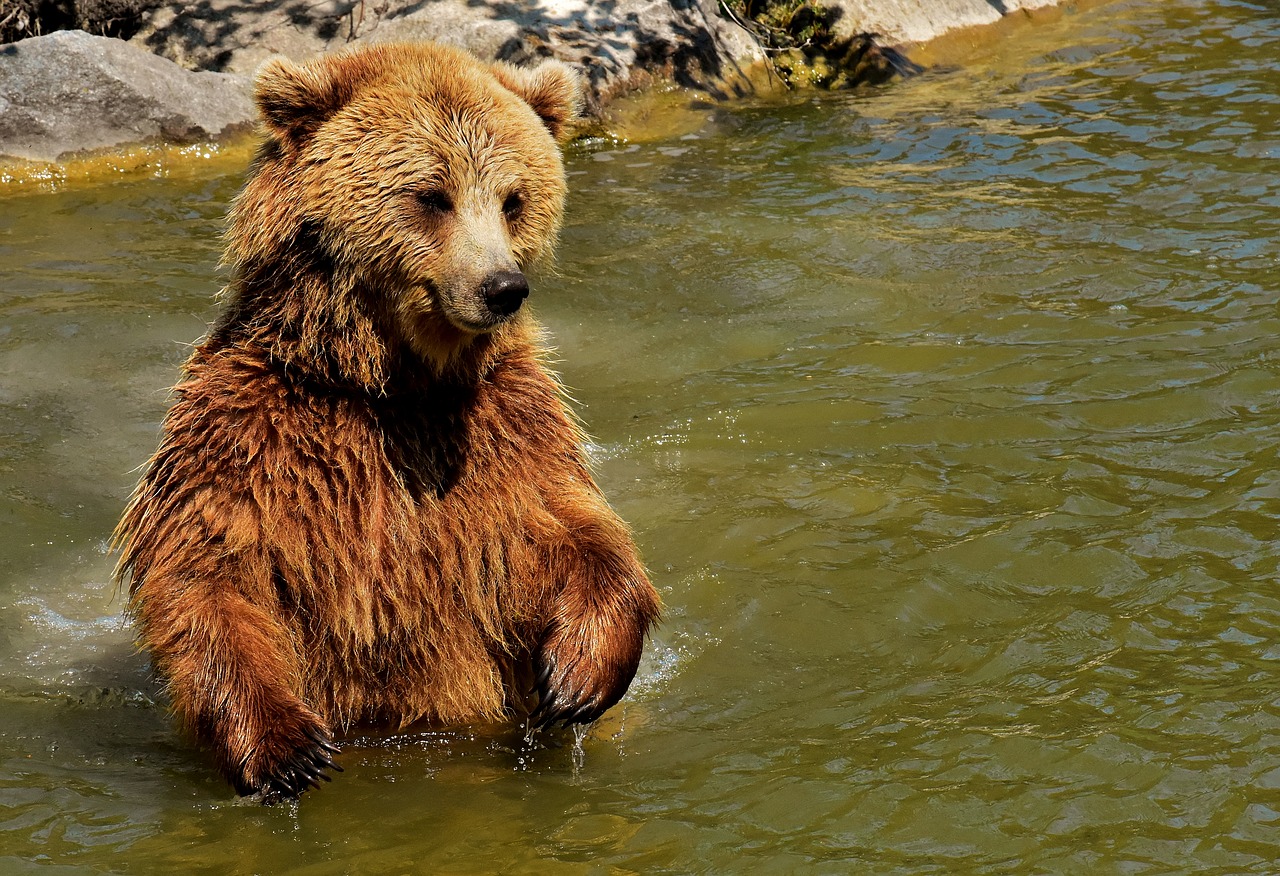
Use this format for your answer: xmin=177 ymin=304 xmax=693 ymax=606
xmin=0 ymin=29 xmax=253 ymax=162
xmin=0 ymin=1 xmax=164 ymax=44
xmin=379 ymin=0 xmax=769 ymax=111
xmin=823 ymin=0 xmax=1064 ymax=45
xmin=0 ymin=0 xmax=1072 ymax=163
xmin=126 ymin=0 xmax=1070 ymax=111
xmin=129 ymin=0 xmax=766 ymax=113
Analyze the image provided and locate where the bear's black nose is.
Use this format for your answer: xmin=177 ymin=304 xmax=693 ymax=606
xmin=482 ymin=271 xmax=530 ymax=317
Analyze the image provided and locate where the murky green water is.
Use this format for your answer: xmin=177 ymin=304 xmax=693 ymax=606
xmin=4 ymin=1 xmax=1280 ymax=871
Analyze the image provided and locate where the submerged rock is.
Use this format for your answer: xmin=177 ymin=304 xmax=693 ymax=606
xmin=0 ymin=29 xmax=252 ymax=162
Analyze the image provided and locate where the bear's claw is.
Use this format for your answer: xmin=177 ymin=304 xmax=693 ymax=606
xmin=533 ymin=688 xmax=599 ymax=729
xmin=531 ymin=654 xmax=579 ymax=728
xmin=530 ymin=640 xmax=628 ymax=730
xmin=252 ymin=725 xmax=344 ymax=804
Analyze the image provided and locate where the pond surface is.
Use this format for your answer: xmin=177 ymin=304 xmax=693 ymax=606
xmin=4 ymin=0 xmax=1280 ymax=871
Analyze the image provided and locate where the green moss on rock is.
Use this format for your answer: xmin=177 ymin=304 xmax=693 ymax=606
xmin=720 ymin=0 xmax=923 ymax=89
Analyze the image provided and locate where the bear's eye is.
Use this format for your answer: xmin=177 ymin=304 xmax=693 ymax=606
xmin=417 ymin=190 xmax=453 ymax=215
xmin=502 ymin=191 xmax=524 ymax=222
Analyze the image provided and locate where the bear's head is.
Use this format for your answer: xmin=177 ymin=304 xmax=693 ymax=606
xmin=223 ymin=42 xmax=582 ymax=383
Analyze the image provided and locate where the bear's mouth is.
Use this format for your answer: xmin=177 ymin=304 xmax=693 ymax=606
xmin=437 ymin=303 xmax=509 ymax=335
xmin=403 ymin=281 xmax=516 ymax=349
xmin=448 ymin=313 xmax=504 ymax=334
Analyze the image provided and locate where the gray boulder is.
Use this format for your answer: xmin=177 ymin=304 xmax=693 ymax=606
xmin=0 ymin=0 xmax=1071 ymax=163
xmin=826 ymin=0 xmax=1064 ymax=44
xmin=128 ymin=0 xmax=1069 ymax=88
xmin=130 ymin=0 xmax=765 ymax=114
xmin=0 ymin=28 xmax=252 ymax=162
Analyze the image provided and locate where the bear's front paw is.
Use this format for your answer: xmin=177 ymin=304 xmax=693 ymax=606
xmin=530 ymin=619 xmax=644 ymax=730
xmin=234 ymin=716 xmax=344 ymax=804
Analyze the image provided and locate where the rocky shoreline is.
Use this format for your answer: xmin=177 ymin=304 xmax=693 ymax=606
xmin=0 ymin=0 xmax=1067 ymax=164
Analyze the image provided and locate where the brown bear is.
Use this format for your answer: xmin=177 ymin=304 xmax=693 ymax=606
xmin=113 ymin=42 xmax=661 ymax=802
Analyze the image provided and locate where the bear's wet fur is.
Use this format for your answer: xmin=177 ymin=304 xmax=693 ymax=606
xmin=114 ymin=42 xmax=661 ymax=802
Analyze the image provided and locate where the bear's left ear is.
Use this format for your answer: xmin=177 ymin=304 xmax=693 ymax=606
xmin=490 ymin=59 xmax=583 ymax=142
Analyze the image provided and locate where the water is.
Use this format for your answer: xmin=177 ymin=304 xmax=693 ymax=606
xmin=3 ymin=0 xmax=1280 ymax=871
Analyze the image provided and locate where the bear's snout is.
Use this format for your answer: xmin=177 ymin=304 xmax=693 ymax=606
xmin=482 ymin=270 xmax=530 ymax=318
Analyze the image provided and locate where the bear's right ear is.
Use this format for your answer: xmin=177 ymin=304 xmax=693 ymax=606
xmin=254 ymin=55 xmax=356 ymax=144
